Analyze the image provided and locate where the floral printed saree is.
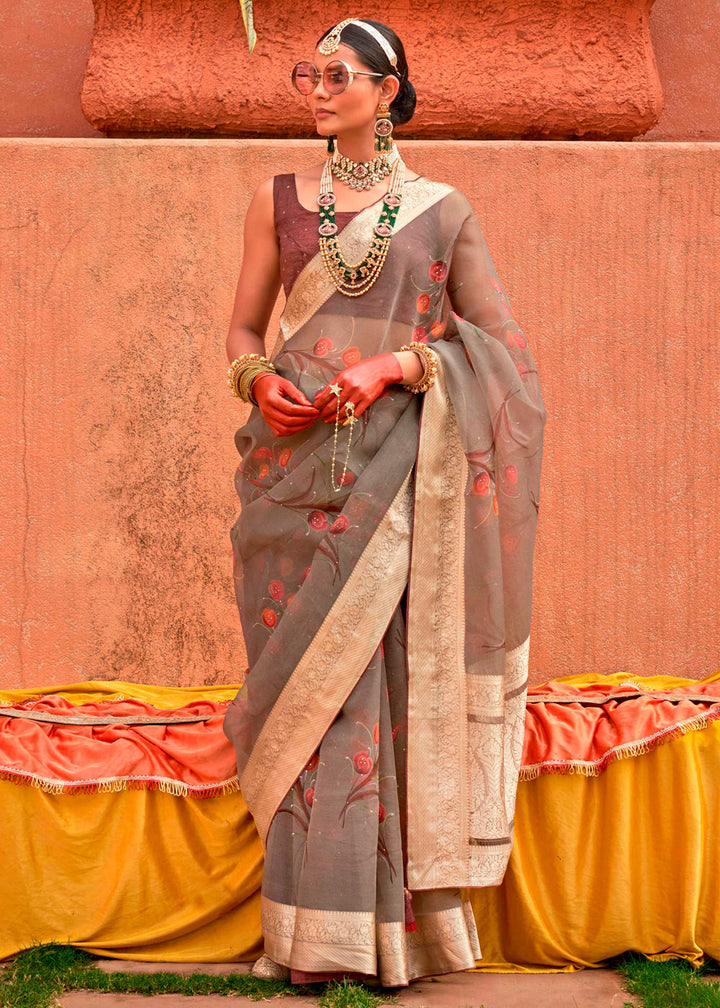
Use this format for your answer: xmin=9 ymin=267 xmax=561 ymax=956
xmin=222 ymin=175 xmax=547 ymax=985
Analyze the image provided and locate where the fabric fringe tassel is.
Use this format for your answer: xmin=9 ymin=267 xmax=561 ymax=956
xmin=519 ymin=707 xmax=720 ymax=781
xmin=0 ymin=767 xmax=242 ymax=799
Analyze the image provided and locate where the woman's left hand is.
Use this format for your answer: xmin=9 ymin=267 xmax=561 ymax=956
xmin=313 ymin=352 xmax=403 ymax=422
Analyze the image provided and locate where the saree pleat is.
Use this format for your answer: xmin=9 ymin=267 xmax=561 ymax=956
xmin=223 ymin=174 xmax=546 ymax=983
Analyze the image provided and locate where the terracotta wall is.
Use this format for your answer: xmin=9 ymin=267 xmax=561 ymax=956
xmin=0 ymin=0 xmax=718 ymax=140
xmin=2 ymin=139 xmax=718 ymax=689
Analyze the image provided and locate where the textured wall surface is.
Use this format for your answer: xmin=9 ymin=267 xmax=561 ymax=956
xmin=0 ymin=0 xmax=101 ymax=137
xmin=0 ymin=0 xmax=718 ymax=141
xmin=643 ymin=0 xmax=720 ymax=141
xmin=80 ymin=0 xmax=662 ymax=139
xmin=2 ymin=139 xmax=719 ymax=689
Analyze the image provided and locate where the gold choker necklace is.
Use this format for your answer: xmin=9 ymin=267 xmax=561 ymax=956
xmin=318 ymin=150 xmax=406 ymax=296
xmin=330 ymin=144 xmax=399 ymax=191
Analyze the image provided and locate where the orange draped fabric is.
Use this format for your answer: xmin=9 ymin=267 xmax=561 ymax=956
xmin=2 ymin=673 xmax=720 ymax=968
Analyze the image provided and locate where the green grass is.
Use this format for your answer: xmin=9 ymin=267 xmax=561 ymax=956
xmin=0 ymin=941 xmax=394 ymax=1008
xmin=616 ymin=951 xmax=720 ymax=1008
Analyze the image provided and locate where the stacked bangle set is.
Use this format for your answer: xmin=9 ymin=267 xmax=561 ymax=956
xmin=227 ymin=341 xmax=438 ymax=406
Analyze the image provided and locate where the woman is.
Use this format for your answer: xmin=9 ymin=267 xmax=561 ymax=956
xmin=222 ymin=18 xmax=547 ymax=987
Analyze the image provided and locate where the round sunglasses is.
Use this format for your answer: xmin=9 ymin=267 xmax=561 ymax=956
xmin=291 ymin=59 xmax=385 ymax=96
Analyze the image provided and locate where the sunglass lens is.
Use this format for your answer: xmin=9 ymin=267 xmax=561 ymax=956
xmin=292 ymin=61 xmax=317 ymax=95
xmin=324 ymin=61 xmax=350 ymax=94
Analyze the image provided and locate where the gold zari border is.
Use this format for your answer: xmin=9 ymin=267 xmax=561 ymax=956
xmin=241 ymin=473 xmax=413 ymax=845
xmin=261 ymin=895 xmax=480 ymax=985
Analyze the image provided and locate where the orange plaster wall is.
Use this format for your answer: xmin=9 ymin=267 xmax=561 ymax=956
xmin=0 ymin=0 xmax=101 ymax=137
xmin=1 ymin=139 xmax=719 ymax=690
xmin=0 ymin=0 xmax=718 ymax=140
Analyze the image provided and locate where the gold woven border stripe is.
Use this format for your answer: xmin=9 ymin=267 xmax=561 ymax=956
xmin=405 ymin=361 xmax=469 ymax=889
xmin=241 ymin=473 xmax=413 ymax=845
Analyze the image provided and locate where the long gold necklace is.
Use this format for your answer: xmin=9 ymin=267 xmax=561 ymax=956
xmin=317 ymin=148 xmax=406 ymax=298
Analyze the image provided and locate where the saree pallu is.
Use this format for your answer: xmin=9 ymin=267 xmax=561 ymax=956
xmin=223 ymin=178 xmax=547 ymax=985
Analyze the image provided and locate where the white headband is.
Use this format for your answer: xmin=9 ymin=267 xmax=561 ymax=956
xmin=318 ymin=18 xmax=399 ymax=73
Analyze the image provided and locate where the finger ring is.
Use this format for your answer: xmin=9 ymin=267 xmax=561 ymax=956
xmin=329 ymin=382 xmax=343 ymax=397
xmin=345 ymin=401 xmax=356 ymax=415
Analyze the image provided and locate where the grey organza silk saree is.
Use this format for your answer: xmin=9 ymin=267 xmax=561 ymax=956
xmin=223 ymin=175 xmax=547 ymax=985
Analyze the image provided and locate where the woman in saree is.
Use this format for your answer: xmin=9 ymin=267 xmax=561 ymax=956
xmin=222 ymin=17 xmax=547 ymax=987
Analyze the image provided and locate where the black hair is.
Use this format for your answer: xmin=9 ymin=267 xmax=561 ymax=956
xmin=315 ymin=20 xmax=416 ymax=126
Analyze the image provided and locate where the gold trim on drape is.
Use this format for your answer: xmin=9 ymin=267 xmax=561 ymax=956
xmin=262 ymin=894 xmax=479 ymax=986
xmin=406 ymin=357 xmax=530 ymax=889
xmin=241 ymin=472 xmax=414 ymax=846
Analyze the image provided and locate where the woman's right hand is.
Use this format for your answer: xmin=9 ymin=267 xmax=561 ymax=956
xmin=253 ymin=373 xmax=320 ymax=438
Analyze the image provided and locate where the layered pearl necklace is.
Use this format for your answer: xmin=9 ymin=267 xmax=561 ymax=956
xmin=317 ymin=144 xmax=406 ymax=298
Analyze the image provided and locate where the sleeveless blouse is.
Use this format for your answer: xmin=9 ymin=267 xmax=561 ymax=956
xmin=272 ymin=173 xmax=424 ymax=297
xmin=273 ymin=173 xmax=362 ymax=297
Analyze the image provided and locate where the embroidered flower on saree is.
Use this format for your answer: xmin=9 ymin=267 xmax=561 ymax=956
xmin=329 ymin=514 xmax=349 ymax=535
xmin=472 ymin=472 xmax=491 ymax=496
xmin=308 ymin=510 xmax=328 ymax=531
xmin=352 ymin=750 xmax=373 ymax=775
xmin=412 ymin=325 xmax=427 ymax=343
xmin=278 ymin=448 xmax=293 ymax=467
xmin=341 ymin=346 xmax=361 ymax=366
xmin=261 ymin=608 xmax=277 ymax=628
xmin=416 ymin=293 xmax=431 ymax=314
xmin=314 ymin=336 xmax=333 ymax=356
xmin=429 ymin=260 xmax=448 ymax=282
xmin=269 ymin=580 xmax=284 ymax=600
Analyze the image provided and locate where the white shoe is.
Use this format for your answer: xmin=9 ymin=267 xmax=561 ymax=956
xmin=250 ymin=954 xmax=291 ymax=980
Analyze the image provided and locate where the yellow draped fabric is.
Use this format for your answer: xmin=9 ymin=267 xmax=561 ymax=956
xmin=2 ymin=675 xmax=720 ymax=969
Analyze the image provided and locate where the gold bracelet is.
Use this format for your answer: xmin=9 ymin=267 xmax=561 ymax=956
xmin=227 ymin=354 xmax=277 ymax=404
xmin=398 ymin=342 xmax=439 ymax=394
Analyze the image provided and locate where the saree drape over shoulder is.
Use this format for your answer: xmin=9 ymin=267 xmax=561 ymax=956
xmin=223 ymin=173 xmax=547 ymax=985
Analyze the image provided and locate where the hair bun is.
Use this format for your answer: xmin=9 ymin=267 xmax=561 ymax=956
xmin=391 ymin=79 xmax=416 ymax=126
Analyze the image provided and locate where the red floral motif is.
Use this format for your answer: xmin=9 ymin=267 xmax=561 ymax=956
xmin=258 ymin=463 xmax=270 ymax=480
xmin=412 ymin=326 xmax=428 ymax=343
xmin=269 ymin=580 xmax=284 ymax=600
xmin=314 ymin=336 xmax=333 ymax=357
xmin=429 ymin=321 xmax=445 ymax=338
xmin=505 ymin=465 xmax=518 ymax=485
xmin=513 ymin=332 xmax=527 ymax=350
xmin=353 ymin=751 xmax=373 ymax=775
xmin=416 ymin=293 xmax=431 ymax=314
xmin=472 ymin=472 xmax=491 ymax=496
xmin=330 ymin=514 xmax=349 ymax=535
xmin=429 ymin=260 xmax=448 ymax=282
xmin=342 ymin=346 xmax=361 ymax=366
xmin=304 ymin=786 xmax=315 ymax=806
xmin=261 ymin=608 xmax=277 ymax=628
xmin=279 ymin=448 xmax=293 ymax=467
xmin=372 ymin=722 xmax=380 ymax=744
xmin=252 ymin=447 xmax=272 ymax=460
xmin=378 ymin=802 xmax=386 ymax=823
xmin=304 ymin=752 xmax=319 ymax=773
xmin=309 ymin=510 xmax=328 ymax=531
xmin=336 ymin=471 xmax=355 ymax=487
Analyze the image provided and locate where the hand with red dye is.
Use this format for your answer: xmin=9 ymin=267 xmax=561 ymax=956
xmin=313 ymin=353 xmax=404 ymax=423
xmin=253 ymin=373 xmax=319 ymax=438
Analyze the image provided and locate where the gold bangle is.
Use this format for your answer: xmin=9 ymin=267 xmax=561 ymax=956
xmin=398 ymin=342 xmax=439 ymax=394
xmin=227 ymin=354 xmax=277 ymax=404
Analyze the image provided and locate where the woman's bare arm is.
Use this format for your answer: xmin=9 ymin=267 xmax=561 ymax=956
xmin=226 ymin=177 xmax=283 ymax=362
